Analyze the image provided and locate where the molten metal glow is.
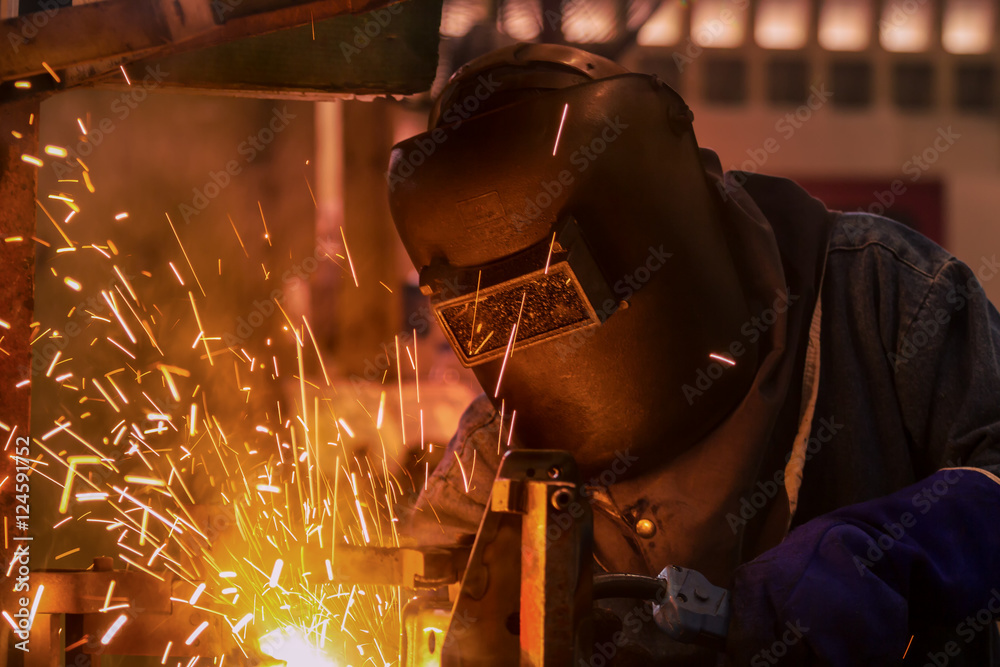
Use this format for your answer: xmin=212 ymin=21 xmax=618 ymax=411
xmin=260 ymin=627 xmax=339 ymax=667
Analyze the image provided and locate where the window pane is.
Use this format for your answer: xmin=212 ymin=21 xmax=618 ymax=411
xmin=498 ymin=0 xmax=542 ymax=40
xmin=880 ymin=0 xmax=934 ymax=52
xmin=563 ymin=0 xmax=619 ymax=43
xmin=943 ymin=0 xmax=994 ymax=53
xmin=691 ymin=0 xmax=747 ymax=48
xmin=755 ymin=0 xmax=811 ymax=49
xmin=638 ymin=0 xmax=685 ymax=46
xmin=819 ymin=0 xmax=873 ymax=50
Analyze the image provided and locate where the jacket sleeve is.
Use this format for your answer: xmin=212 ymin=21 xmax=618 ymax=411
xmin=892 ymin=254 xmax=1000 ymax=477
xmin=398 ymin=394 xmax=503 ymax=546
xmin=726 ymin=467 xmax=1000 ymax=666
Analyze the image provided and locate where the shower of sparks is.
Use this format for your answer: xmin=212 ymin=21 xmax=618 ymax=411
xmin=10 ymin=126 xmax=423 ymax=667
xmin=552 ymin=103 xmax=570 ymax=156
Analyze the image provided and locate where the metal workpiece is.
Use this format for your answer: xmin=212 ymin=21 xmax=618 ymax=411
xmin=428 ymin=449 xmax=594 ymax=666
xmin=652 ymin=565 xmax=731 ymax=649
xmin=0 ymin=561 xmax=237 ymax=663
xmin=303 ymin=543 xmax=470 ymax=589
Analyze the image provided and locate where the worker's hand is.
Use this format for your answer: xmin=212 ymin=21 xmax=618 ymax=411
xmin=725 ymin=468 xmax=1000 ymax=667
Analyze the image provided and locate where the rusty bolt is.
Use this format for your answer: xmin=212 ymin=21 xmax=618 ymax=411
xmin=551 ymin=488 xmax=574 ymax=510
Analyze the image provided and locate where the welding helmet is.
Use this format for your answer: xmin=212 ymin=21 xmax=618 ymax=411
xmin=387 ymin=43 xmax=759 ymax=473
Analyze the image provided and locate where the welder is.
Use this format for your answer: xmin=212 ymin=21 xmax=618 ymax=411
xmin=387 ymin=43 xmax=1000 ymax=666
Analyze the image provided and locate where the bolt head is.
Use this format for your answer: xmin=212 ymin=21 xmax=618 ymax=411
xmin=551 ymin=488 xmax=574 ymax=510
xmin=635 ymin=519 xmax=656 ymax=538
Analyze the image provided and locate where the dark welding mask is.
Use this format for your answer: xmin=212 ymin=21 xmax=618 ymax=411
xmin=387 ymin=44 xmax=760 ymax=473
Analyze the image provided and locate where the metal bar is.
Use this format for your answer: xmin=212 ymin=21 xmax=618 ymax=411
xmin=2 ymin=0 xmax=403 ymax=85
xmin=0 ymin=103 xmax=39 ymax=653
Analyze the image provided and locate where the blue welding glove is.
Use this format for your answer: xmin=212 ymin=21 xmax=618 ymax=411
xmin=725 ymin=468 xmax=1000 ymax=666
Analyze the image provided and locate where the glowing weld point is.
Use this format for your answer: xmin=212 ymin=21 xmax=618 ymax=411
xmin=708 ymin=352 xmax=736 ymax=366
xmin=101 ymin=614 xmax=129 ymax=645
xmin=185 ymin=621 xmax=209 ymax=646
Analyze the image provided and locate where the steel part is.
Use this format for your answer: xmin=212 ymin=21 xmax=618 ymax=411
xmin=303 ymin=544 xmax=468 ymax=588
xmin=440 ymin=449 xmax=593 ymax=666
xmin=400 ymin=595 xmax=452 ymax=667
xmin=652 ymin=565 xmax=731 ymax=648
xmin=0 ymin=98 xmax=38 ymax=573
xmin=520 ymin=470 xmax=593 ymax=665
xmin=0 ymin=0 xmax=401 ymax=85
xmin=0 ymin=569 xmax=174 ymax=615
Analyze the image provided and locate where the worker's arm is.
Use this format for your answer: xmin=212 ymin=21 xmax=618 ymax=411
xmin=726 ymin=467 xmax=1000 ymax=665
xmin=728 ymin=224 xmax=1000 ymax=665
xmin=398 ymin=394 xmax=501 ymax=545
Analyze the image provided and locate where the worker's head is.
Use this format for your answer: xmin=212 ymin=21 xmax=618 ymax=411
xmin=387 ymin=44 xmax=759 ymax=474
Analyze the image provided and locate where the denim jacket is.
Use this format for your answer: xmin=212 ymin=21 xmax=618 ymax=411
xmin=402 ymin=174 xmax=1000 ymax=665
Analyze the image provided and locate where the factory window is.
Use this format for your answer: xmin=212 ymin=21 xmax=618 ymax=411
xmin=440 ymin=0 xmax=491 ymax=37
xmin=880 ymin=0 xmax=934 ymax=52
xmin=955 ymin=62 xmax=996 ymax=112
xmin=818 ymin=0 xmax=874 ymax=50
xmin=767 ymin=58 xmax=810 ymax=104
xmin=498 ymin=0 xmax=543 ymax=40
xmin=830 ymin=60 xmax=874 ymax=107
xmin=637 ymin=0 xmax=685 ymax=46
xmin=704 ymin=57 xmax=748 ymax=104
xmin=755 ymin=0 xmax=811 ymax=49
xmin=892 ymin=61 xmax=935 ymax=110
xmin=691 ymin=0 xmax=747 ymax=48
xmin=563 ymin=0 xmax=620 ymax=42
xmin=942 ymin=0 xmax=995 ymax=53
